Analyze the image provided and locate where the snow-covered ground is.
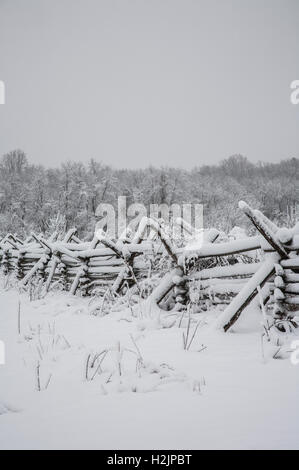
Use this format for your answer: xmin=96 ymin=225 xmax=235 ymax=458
xmin=0 ymin=287 xmax=298 ymax=450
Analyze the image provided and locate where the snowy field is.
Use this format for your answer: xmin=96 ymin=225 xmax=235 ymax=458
xmin=0 ymin=286 xmax=299 ymax=450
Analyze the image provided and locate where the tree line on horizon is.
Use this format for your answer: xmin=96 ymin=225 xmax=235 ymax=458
xmin=0 ymin=150 xmax=298 ymax=240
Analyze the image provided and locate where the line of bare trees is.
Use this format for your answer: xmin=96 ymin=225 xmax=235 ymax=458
xmin=0 ymin=150 xmax=298 ymax=239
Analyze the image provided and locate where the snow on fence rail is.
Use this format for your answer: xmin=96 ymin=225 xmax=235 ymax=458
xmin=0 ymin=203 xmax=298 ymax=332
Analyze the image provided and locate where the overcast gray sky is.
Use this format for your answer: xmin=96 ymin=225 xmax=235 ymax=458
xmin=0 ymin=0 xmax=298 ymax=169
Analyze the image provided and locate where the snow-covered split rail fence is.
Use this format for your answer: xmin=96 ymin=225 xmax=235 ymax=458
xmin=0 ymin=220 xmax=171 ymax=294
xmin=142 ymin=204 xmax=298 ymax=331
xmin=0 ymin=204 xmax=298 ymax=334
xmin=215 ymin=202 xmax=299 ymax=331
